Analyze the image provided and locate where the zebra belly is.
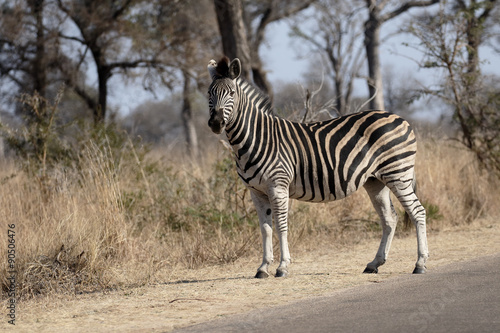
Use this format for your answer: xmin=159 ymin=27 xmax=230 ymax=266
xmin=288 ymin=173 xmax=368 ymax=203
xmin=237 ymin=160 xmax=372 ymax=202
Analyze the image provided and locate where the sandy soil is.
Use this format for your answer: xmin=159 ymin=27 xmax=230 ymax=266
xmin=3 ymin=219 xmax=499 ymax=332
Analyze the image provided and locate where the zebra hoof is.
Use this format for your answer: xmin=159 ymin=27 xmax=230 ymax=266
xmin=363 ymin=266 xmax=378 ymax=274
xmin=412 ymin=266 xmax=426 ymax=274
xmin=255 ymin=271 xmax=270 ymax=279
xmin=275 ymin=269 xmax=288 ymax=278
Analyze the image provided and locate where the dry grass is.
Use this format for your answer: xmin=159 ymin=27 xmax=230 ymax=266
xmin=6 ymin=219 xmax=500 ymax=332
xmin=1 ymin=136 xmax=499 ymax=301
xmin=415 ymin=138 xmax=499 ymax=225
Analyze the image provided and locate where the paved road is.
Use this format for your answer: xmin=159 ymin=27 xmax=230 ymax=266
xmin=174 ymin=253 xmax=500 ymax=333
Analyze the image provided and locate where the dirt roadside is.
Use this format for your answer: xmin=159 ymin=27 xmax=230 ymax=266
xmin=3 ymin=219 xmax=499 ymax=333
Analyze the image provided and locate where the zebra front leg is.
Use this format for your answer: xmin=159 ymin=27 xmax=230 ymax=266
xmin=270 ymin=187 xmax=291 ymax=277
xmin=251 ymin=191 xmax=274 ymax=278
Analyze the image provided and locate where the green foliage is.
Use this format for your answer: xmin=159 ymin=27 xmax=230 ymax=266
xmin=0 ymin=89 xmax=73 ymax=172
xmin=398 ymin=201 xmax=443 ymax=229
xmin=123 ymin=152 xmax=256 ymax=240
xmin=423 ymin=201 xmax=444 ymax=223
xmin=0 ymin=89 xmax=149 ymax=205
xmin=407 ymin=1 xmax=500 ymax=177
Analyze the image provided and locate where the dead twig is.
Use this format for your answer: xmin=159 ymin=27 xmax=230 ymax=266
xmin=169 ymin=297 xmax=222 ymax=304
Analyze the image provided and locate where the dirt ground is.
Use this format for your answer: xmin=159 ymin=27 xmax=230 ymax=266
xmin=3 ymin=219 xmax=499 ymax=332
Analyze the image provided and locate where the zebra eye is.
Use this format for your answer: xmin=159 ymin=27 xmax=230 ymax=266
xmin=229 ymin=90 xmax=235 ymax=97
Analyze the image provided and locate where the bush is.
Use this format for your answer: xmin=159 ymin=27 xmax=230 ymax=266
xmin=0 ymin=93 xmax=499 ymax=299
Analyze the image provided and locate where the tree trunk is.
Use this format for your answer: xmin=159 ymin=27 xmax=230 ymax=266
xmin=248 ymin=6 xmax=272 ymax=97
xmin=213 ymin=0 xmax=252 ymax=79
xmin=182 ymin=71 xmax=199 ymax=159
xmin=363 ymin=0 xmax=440 ymax=111
xmin=32 ymin=0 xmax=46 ymax=99
xmin=95 ymin=65 xmax=110 ymax=124
xmin=252 ymin=62 xmax=273 ymax=99
xmin=334 ymin=75 xmax=346 ymax=115
xmin=459 ymin=0 xmax=496 ymax=76
xmin=466 ymin=20 xmax=481 ymax=76
xmin=364 ymin=17 xmax=385 ymax=110
xmin=327 ymin=47 xmax=348 ymax=115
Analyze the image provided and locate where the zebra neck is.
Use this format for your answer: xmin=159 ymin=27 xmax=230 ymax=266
xmin=225 ymin=79 xmax=275 ymax=163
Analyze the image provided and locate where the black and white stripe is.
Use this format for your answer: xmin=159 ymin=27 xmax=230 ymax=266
xmin=207 ymin=58 xmax=429 ymax=278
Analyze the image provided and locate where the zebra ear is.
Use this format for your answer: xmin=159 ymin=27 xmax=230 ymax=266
xmin=229 ymin=58 xmax=241 ymax=80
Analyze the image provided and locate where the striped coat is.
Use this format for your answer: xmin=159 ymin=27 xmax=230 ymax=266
xmin=208 ymin=57 xmax=428 ymax=278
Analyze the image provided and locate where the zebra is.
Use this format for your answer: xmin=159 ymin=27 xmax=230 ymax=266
xmin=207 ymin=57 xmax=429 ymax=278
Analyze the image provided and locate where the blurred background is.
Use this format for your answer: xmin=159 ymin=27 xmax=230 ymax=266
xmin=1 ymin=0 xmax=498 ymax=166
xmin=1 ymin=0 xmax=499 ymax=299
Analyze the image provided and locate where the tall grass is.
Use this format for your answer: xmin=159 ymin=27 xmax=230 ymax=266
xmin=1 ymin=134 xmax=499 ymax=300
xmin=415 ymin=138 xmax=499 ymax=225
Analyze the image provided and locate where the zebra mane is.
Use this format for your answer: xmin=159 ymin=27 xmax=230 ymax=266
xmin=237 ymin=78 xmax=275 ymax=116
xmin=215 ymin=56 xmax=231 ymax=77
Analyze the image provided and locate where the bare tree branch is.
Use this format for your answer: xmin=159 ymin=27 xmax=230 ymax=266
xmin=381 ymin=0 xmax=441 ymax=22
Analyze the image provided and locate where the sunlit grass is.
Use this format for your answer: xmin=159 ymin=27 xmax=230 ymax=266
xmin=1 ymin=137 xmax=499 ymax=300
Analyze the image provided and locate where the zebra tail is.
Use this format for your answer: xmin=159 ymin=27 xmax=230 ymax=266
xmin=403 ymin=173 xmax=418 ymax=230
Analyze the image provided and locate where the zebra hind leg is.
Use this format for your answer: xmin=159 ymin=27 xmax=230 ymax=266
xmin=386 ymin=173 xmax=429 ymax=274
xmin=363 ymin=178 xmax=398 ymax=274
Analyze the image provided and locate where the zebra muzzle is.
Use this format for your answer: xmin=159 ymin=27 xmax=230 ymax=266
xmin=208 ymin=110 xmax=225 ymax=134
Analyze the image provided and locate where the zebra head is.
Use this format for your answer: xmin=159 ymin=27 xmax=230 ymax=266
xmin=207 ymin=57 xmax=241 ymax=134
